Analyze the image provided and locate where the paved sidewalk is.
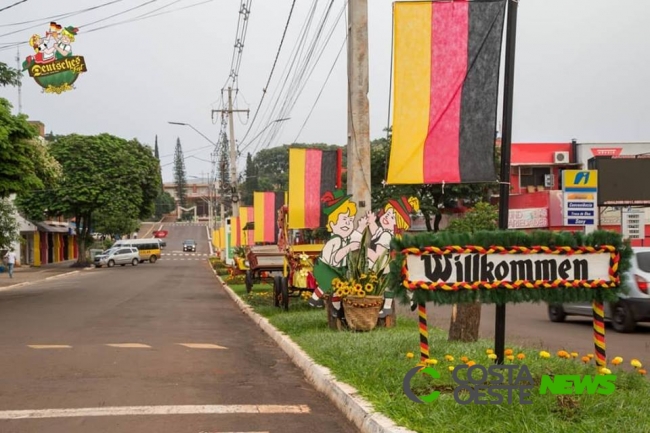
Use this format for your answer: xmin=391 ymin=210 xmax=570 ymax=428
xmin=0 ymin=260 xmax=90 ymax=290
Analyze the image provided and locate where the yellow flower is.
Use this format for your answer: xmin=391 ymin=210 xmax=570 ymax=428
xmin=425 ymin=358 xmax=438 ymax=365
xmin=570 ymin=352 xmax=579 ymax=358
xmin=460 ymin=356 xmax=469 ymax=363
xmin=504 ymin=348 xmax=513 ymax=356
xmin=466 ymin=360 xmax=476 ymax=367
xmin=360 ymin=274 xmax=367 ymax=279
xmin=364 ymin=283 xmax=373 ymax=293
xmin=332 ymin=278 xmax=341 ymax=286
xmin=587 ymin=353 xmax=594 ymax=359
xmin=487 ymin=354 xmax=497 ymax=360
xmin=448 ymin=366 xmax=455 ymax=372
xmin=599 ymin=367 xmax=612 ymax=375
xmin=581 ymin=356 xmax=590 ymax=364
xmin=506 ymin=355 xmax=515 ymax=362
xmin=539 ymin=351 xmax=551 ymax=359
xmin=406 ymin=352 xmax=414 ymax=359
xmin=444 ymin=355 xmax=454 ymax=362
xmin=356 ymin=290 xmax=366 ymax=297
xmin=486 ymin=349 xmax=494 ymax=355
xmin=354 ymin=283 xmax=363 ymax=292
xmin=611 ymin=356 xmax=623 ymax=366
xmin=631 ymin=359 xmax=643 ymax=369
xmin=557 ymin=350 xmax=570 ymax=359
xmin=639 ymin=369 xmax=647 ymax=376
xmin=516 ymin=353 xmax=526 ymax=360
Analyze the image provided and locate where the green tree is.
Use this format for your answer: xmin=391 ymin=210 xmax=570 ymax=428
xmin=445 ymin=202 xmax=499 ymax=342
xmin=241 ymin=152 xmax=258 ymax=206
xmin=0 ymin=63 xmax=21 ymax=87
xmin=0 ymin=198 xmax=19 ymax=249
xmin=154 ymin=135 xmax=160 ymax=161
xmin=16 ymin=134 xmax=160 ymax=266
xmin=154 ymin=191 xmax=176 ymax=219
xmin=173 ymin=137 xmax=187 ymax=208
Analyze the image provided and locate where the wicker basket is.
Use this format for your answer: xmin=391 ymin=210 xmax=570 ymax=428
xmin=342 ymin=295 xmax=383 ymax=332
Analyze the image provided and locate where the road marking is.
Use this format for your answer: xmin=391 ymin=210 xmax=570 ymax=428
xmin=106 ymin=343 xmax=152 ymax=348
xmin=27 ymin=345 xmax=71 ymax=349
xmin=177 ymin=343 xmax=228 ymax=350
xmin=0 ymin=405 xmax=311 ymax=420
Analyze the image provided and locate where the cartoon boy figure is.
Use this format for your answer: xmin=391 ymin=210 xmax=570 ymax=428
xmin=365 ymin=196 xmax=420 ymax=318
xmin=309 ymin=190 xmax=367 ymax=316
xmin=55 ymin=26 xmax=78 ymax=60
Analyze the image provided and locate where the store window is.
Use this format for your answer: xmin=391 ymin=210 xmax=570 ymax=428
xmin=520 ymin=167 xmax=551 ymax=188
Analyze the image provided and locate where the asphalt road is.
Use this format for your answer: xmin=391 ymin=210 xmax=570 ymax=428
xmin=397 ymin=301 xmax=650 ymax=366
xmin=0 ymin=222 xmax=358 ymax=433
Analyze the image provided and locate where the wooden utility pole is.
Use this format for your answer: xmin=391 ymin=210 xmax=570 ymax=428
xmin=347 ymin=0 xmax=371 ymax=214
xmin=212 ymin=87 xmax=248 ymax=218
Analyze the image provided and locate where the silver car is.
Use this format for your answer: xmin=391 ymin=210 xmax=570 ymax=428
xmin=95 ymin=247 xmax=140 ymax=268
xmin=547 ymin=246 xmax=650 ymax=333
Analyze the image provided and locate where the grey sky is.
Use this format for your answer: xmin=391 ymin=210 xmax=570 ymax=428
xmin=1 ymin=0 xmax=649 ymax=183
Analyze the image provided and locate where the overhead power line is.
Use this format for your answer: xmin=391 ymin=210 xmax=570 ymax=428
xmin=0 ymin=0 xmax=28 ymax=14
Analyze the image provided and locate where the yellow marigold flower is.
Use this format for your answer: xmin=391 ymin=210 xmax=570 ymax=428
xmin=487 ymin=354 xmax=497 ymax=360
xmin=486 ymin=349 xmax=494 ymax=355
xmin=581 ymin=356 xmax=590 ymax=364
xmin=504 ymin=348 xmax=513 ymax=356
xmin=557 ymin=350 xmax=570 ymax=359
xmin=631 ymin=359 xmax=643 ymax=369
xmin=506 ymin=355 xmax=515 ymax=362
xmin=425 ymin=358 xmax=438 ymax=365
xmin=460 ymin=356 xmax=469 ymax=363
xmin=539 ymin=351 xmax=551 ymax=359
xmin=448 ymin=366 xmax=455 ymax=372
xmin=611 ymin=356 xmax=623 ymax=366
xmin=570 ymin=352 xmax=579 ymax=358
xmin=587 ymin=353 xmax=594 ymax=359
xmin=639 ymin=369 xmax=647 ymax=376
xmin=466 ymin=361 xmax=476 ymax=367
xmin=516 ymin=353 xmax=526 ymax=360
xmin=444 ymin=355 xmax=454 ymax=362
xmin=406 ymin=352 xmax=414 ymax=359
xmin=599 ymin=367 xmax=612 ymax=375
xmin=364 ymin=283 xmax=373 ymax=293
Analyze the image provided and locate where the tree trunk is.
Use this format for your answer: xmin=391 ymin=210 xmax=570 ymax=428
xmin=448 ymin=302 xmax=482 ymax=342
xmin=433 ymin=212 xmax=442 ymax=232
xmin=75 ymin=213 xmax=90 ymax=266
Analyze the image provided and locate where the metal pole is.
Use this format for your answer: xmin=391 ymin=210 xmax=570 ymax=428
xmin=347 ymin=0 xmax=371 ymax=214
xmin=495 ymin=0 xmax=519 ymax=365
xmin=227 ymin=87 xmax=239 ymax=218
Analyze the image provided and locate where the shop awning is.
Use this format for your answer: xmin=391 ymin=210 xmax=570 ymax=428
xmin=35 ymin=222 xmax=71 ymax=233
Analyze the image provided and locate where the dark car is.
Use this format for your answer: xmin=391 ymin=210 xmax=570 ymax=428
xmin=183 ymin=239 xmax=196 ymax=252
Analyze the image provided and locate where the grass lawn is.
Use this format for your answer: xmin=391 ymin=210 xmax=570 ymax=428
xmin=223 ymin=276 xmax=649 ymax=433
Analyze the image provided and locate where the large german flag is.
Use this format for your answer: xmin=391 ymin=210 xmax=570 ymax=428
xmin=387 ymin=0 xmax=506 ymax=185
xmin=228 ymin=216 xmax=240 ymax=248
xmin=288 ymin=148 xmax=342 ymax=229
xmin=253 ymin=191 xmax=286 ymax=244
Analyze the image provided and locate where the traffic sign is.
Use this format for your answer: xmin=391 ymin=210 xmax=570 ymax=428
xmin=562 ymin=170 xmax=598 ymax=227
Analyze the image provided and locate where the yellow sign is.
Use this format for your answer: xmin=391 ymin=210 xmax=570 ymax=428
xmin=567 ymin=193 xmax=595 ymax=200
xmin=563 ymin=170 xmax=598 ymax=189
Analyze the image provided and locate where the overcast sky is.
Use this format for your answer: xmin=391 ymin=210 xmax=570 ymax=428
xmin=1 ymin=0 xmax=649 ymax=183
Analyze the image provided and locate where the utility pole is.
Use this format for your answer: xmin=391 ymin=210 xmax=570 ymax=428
xmin=212 ymin=87 xmax=249 ymax=218
xmin=347 ymin=0 xmax=371 ymax=215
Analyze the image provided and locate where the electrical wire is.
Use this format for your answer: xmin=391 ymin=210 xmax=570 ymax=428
xmin=0 ymin=0 xmax=28 ymax=14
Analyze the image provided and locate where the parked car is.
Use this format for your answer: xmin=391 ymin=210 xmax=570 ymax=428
xmin=95 ymin=247 xmax=141 ymax=268
xmin=183 ymin=239 xmax=197 ymax=252
xmin=547 ymin=246 xmax=650 ymax=332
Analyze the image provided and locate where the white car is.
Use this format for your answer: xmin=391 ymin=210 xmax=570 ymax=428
xmin=547 ymin=246 xmax=650 ymax=333
xmin=95 ymin=247 xmax=140 ymax=268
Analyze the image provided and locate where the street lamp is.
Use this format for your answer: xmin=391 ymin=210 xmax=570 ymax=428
xmin=168 ymin=121 xmax=217 ymax=146
xmin=239 ymin=117 xmax=291 ymax=154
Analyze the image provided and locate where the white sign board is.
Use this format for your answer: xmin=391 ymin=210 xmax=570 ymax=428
xmin=622 ymin=209 xmax=645 ymax=240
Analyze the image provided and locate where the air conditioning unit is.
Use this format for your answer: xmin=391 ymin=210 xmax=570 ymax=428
xmin=554 ymin=151 xmax=569 ymax=164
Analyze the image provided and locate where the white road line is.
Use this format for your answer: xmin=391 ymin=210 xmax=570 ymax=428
xmin=177 ymin=343 xmax=228 ymax=350
xmin=27 ymin=345 xmax=71 ymax=349
xmin=0 ymin=405 xmax=311 ymax=420
xmin=105 ymin=343 xmax=151 ymax=348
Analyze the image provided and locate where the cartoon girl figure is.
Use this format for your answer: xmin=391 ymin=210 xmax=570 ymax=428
xmin=309 ymin=190 xmax=366 ymax=316
xmin=366 ymin=196 xmax=420 ymax=318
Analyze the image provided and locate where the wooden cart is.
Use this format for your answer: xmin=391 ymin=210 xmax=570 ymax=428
xmin=244 ymin=245 xmax=285 ymax=293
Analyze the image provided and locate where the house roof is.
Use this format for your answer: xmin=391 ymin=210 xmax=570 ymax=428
xmin=35 ymin=222 xmax=70 ymax=233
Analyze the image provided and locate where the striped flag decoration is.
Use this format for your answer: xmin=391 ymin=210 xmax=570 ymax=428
xmin=253 ymin=191 xmax=286 ymax=244
xmin=240 ymin=206 xmax=255 ymax=246
xmin=288 ymin=148 xmax=342 ymax=229
xmin=387 ymin=0 xmax=506 ymax=185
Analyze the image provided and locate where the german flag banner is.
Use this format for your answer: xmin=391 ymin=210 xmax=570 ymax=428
xmin=288 ymin=148 xmax=341 ymax=229
xmin=254 ymin=191 xmax=286 ymax=244
xmin=240 ymin=206 xmax=255 ymax=246
xmin=387 ymin=0 xmax=506 ymax=185
xmin=229 ymin=216 xmax=241 ymax=248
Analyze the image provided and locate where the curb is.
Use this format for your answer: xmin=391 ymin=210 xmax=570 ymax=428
xmin=211 ymin=267 xmax=416 ymax=433
xmin=0 ymin=268 xmax=91 ymax=292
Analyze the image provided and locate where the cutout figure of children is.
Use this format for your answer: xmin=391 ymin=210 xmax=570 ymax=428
xmin=366 ymin=196 xmax=420 ymax=318
xmin=309 ymin=190 xmax=367 ymax=317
